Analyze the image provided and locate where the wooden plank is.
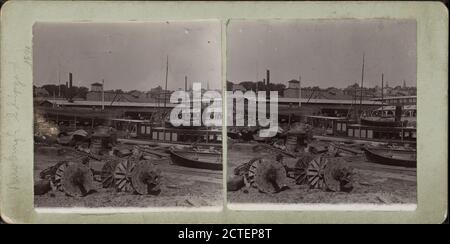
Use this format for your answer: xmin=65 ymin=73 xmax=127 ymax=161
xmin=138 ymin=147 xmax=170 ymax=158
xmin=162 ymin=172 xmax=222 ymax=185
xmin=355 ymin=168 xmax=416 ymax=182
xmin=159 ymin=163 xmax=223 ymax=177
xmin=343 ymin=157 xmax=417 ymax=174
xmin=314 ymin=135 xmax=416 ymax=146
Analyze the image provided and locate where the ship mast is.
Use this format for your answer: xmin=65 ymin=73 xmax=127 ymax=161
xmin=359 ymin=53 xmax=365 ymax=120
xmin=381 ymin=73 xmax=384 ymax=116
xmin=299 ymin=75 xmax=302 ymax=107
xmin=102 ymin=79 xmax=105 ymax=110
xmin=164 ymin=55 xmax=169 ymax=108
xmin=57 ymin=63 xmax=61 ymax=98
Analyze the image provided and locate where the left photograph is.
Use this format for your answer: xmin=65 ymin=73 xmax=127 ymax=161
xmin=33 ymin=21 xmax=223 ymax=208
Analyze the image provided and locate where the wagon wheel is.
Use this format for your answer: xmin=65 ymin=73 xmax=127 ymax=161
xmin=323 ymin=158 xmax=341 ymax=192
xmin=234 ymin=157 xmax=259 ymax=176
xmin=53 ymin=162 xmax=68 ymax=191
xmin=254 ymin=159 xmax=288 ymax=193
xmin=100 ymin=159 xmax=120 ymax=188
xmin=39 ymin=160 xmax=65 ymax=180
xmin=131 ymin=160 xmax=162 ymax=195
xmin=114 ymin=158 xmax=137 ymax=192
xmin=61 ymin=162 xmax=94 ymax=197
xmin=306 ymin=156 xmax=328 ymax=190
xmin=293 ymin=153 xmax=315 ymax=185
xmin=245 ymin=158 xmax=263 ymax=187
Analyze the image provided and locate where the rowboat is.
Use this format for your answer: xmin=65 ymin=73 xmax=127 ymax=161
xmin=169 ymin=149 xmax=222 ymax=171
xmin=363 ymin=146 xmax=416 ymax=168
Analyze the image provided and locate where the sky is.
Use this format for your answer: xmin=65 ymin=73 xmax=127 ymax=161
xmin=227 ymin=19 xmax=416 ymax=88
xmin=33 ymin=21 xmax=221 ymax=91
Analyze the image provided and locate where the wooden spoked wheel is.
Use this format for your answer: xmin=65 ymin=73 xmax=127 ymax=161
xmin=293 ymin=153 xmax=315 ymax=185
xmin=100 ymin=159 xmax=120 ymax=188
xmin=53 ymin=162 xmax=68 ymax=191
xmin=61 ymin=162 xmax=94 ymax=197
xmin=245 ymin=158 xmax=263 ymax=187
xmin=233 ymin=159 xmax=254 ymax=176
xmin=254 ymin=160 xmax=288 ymax=193
xmin=131 ymin=160 xmax=162 ymax=195
xmin=306 ymin=156 xmax=328 ymax=190
xmin=114 ymin=159 xmax=137 ymax=192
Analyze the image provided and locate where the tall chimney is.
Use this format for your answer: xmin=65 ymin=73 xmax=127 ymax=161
xmin=65 ymin=81 xmax=68 ymax=99
xmin=102 ymin=79 xmax=105 ymax=110
xmin=184 ymin=76 xmax=187 ymax=91
xmin=266 ymin=69 xmax=270 ymax=99
xmin=69 ymin=73 xmax=73 ymax=88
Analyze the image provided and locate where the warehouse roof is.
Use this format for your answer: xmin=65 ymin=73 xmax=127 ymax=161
xmin=44 ymin=99 xmax=177 ymax=108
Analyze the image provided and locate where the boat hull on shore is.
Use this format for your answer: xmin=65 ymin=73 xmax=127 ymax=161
xmin=363 ymin=147 xmax=416 ymax=168
xmin=169 ymin=149 xmax=222 ymax=171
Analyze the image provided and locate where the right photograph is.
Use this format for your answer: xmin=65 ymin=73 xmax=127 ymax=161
xmin=226 ymin=19 xmax=417 ymax=206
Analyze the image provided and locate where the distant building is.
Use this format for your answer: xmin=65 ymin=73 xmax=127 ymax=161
xmin=91 ymin=82 xmax=103 ymax=92
xmin=371 ymin=95 xmax=416 ymax=106
xmin=283 ymin=79 xmax=301 ymax=98
xmin=86 ymin=91 xmax=134 ymax=102
xmin=284 ymin=88 xmax=300 ymax=98
xmin=288 ymin=79 xmax=300 ymax=89
xmin=285 ymin=86 xmax=353 ymax=100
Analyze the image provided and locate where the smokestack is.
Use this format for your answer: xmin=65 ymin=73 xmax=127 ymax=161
xmin=67 ymin=73 xmax=74 ymax=102
xmin=65 ymin=82 xmax=68 ymax=99
xmin=185 ymin=76 xmax=187 ymax=91
xmin=102 ymin=79 xmax=105 ymax=110
xmin=266 ymin=69 xmax=270 ymax=99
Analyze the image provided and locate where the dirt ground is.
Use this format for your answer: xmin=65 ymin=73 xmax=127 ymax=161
xmin=34 ymin=141 xmax=417 ymax=208
xmin=227 ymin=143 xmax=417 ymax=204
xmin=34 ymin=145 xmax=222 ymax=208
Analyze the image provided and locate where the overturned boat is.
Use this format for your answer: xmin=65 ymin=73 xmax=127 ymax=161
xmin=169 ymin=149 xmax=222 ymax=171
xmin=363 ymin=146 xmax=416 ymax=168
